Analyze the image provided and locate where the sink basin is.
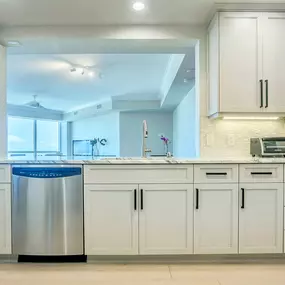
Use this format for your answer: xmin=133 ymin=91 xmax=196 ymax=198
xmin=100 ymin=157 xmax=174 ymax=163
xmin=101 ymin=157 xmax=168 ymax=161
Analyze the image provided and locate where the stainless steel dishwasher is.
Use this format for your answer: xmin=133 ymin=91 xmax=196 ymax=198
xmin=12 ymin=165 xmax=84 ymax=256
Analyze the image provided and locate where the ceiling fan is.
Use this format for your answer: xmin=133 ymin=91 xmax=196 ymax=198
xmin=24 ymin=95 xmax=58 ymax=112
xmin=25 ymin=95 xmax=45 ymax=109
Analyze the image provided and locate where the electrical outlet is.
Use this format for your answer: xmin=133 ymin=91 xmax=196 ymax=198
xmin=227 ymin=134 xmax=235 ymax=146
xmin=205 ymin=133 xmax=213 ymax=147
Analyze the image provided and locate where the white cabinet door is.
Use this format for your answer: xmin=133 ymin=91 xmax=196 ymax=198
xmin=262 ymin=13 xmax=285 ymax=112
xmin=0 ymin=184 xmax=11 ymax=254
xmin=239 ymin=183 xmax=283 ymax=254
xmin=219 ymin=12 xmax=263 ymax=113
xmin=194 ymin=184 xmax=238 ymax=254
xmin=0 ymin=166 xmax=11 ymax=183
xmin=139 ymin=184 xmax=193 ymax=255
xmin=84 ymin=184 xmax=138 ymax=255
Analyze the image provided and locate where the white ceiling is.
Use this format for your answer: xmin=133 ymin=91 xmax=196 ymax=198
xmin=7 ymin=53 xmax=174 ymax=112
xmin=7 ymin=50 xmax=195 ymax=113
xmin=0 ymin=0 xmax=284 ymax=26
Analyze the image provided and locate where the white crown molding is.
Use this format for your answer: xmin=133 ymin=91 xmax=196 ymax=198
xmin=206 ymin=3 xmax=285 ymax=26
xmin=7 ymin=104 xmax=63 ymax=120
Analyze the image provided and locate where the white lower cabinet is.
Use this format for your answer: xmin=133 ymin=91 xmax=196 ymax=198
xmin=239 ymin=183 xmax=283 ymax=254
xmin=139 ymin=184 xmax=193 ymax=255
xmin=84 ymin=184 xmax=138 ymax=255
xmin=84 ymin=183 xmax=193 ymax=255
xmin=194 ymin=184 xmax=238 ymax=254
xmin=83 ymin=165 xmax=285 ymax=257
xmin=0 ymin=184 xmax=11 ymax=254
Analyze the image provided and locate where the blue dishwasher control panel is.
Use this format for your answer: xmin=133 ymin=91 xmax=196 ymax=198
xmin=12 ymin=167 xmax=81 ymax=178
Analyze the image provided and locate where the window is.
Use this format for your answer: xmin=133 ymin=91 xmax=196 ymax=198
xmin=37 ymin=120 xmax=59 ymax=151
xmin=8 ymin=117 xmax=34 ymax=151
xmin=36 ymin=120 xmax=60 ymax=160
xmin=8 ymin=117 xmax=61 ymax=160
xmin=8 ymin=117 xmax=35 ymax=159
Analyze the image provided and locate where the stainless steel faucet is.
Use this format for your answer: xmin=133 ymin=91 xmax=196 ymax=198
xmin=142 ymin=120 xmax=152 ymax=158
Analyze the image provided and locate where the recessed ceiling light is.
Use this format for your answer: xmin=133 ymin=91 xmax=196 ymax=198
xmin=133 ymin=1 xmax=145 ymax=11
xmin=88 ymin=71 xmax=95 ymax=77
xmin=7 ymin=40 xmax=21 ymax=47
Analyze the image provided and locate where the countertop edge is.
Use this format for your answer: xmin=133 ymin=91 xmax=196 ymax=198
xmin=2 ymin=158 xmax=285 ymax=164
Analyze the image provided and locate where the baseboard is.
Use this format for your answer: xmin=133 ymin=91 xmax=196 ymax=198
xmin=0 ymin=255 xmax=18 ymax=263
xmin=1 ymin=254 xmax=285 ymax=265
xmin=87 ymin=254 xmax=285 ymax=264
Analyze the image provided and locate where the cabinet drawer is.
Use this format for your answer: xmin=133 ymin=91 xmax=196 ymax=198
xmin=194 ymin=164 xmax=238 ymax=184
xmin=0 ymin=165 xmax=11 ymax=183
xmin=84 ymin=165 xmax=193 ymax=184
xmin=239 ymin=164 xmax=283 ymax=183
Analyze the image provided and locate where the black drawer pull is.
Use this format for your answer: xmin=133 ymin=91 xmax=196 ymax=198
xmin=196 ymin=188 xmax=199 ymax=210
xmin=251 ymin=172 xmax=273 ymax=175
xmin=140 ymin=189 xmax=143 ymax=210
xmin=241 ymin=188 xmax=245 ymax=209
xmin=134 ymin=189 xmax=137 ymax=211
xmin=206 ymin=172 xmax=227 ymax=176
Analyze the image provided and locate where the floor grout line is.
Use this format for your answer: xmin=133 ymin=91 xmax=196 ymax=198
xmin=168 ymin=265 xmax=173 ymax=279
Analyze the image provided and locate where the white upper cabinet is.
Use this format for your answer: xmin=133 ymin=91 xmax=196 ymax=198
xmin=262 ymin=13 xmax=285 ymax=112
xmin=208 ymin=12 xmax=285 ymax=117
xmin=219 ymin=12 xmax=262 ymax=113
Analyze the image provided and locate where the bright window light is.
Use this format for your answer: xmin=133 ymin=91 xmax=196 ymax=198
xmin=88 ymin=71 xmax=95 ymax=77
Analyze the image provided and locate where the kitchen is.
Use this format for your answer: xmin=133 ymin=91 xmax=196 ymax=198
xmin=1 ymin=1 xmax=285 ymax=284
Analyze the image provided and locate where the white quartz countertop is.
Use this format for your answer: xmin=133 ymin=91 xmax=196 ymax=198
xmin=2 ymin=157 xmax=285 ymax=164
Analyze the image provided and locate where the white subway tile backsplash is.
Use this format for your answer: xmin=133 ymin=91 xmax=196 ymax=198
xmin=200 ymin=117 xmax=285 ymax=158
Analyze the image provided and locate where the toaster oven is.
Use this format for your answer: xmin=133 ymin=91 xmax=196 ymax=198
xmin=250 ymin=137 xmax=285 ymax=157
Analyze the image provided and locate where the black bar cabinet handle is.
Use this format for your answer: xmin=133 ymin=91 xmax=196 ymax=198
xmin=196 ymin=188 xmax=199 ymax=210
xmin=206 ymin=172 xmax=227 ymax=176
xmin=134 ymin=189 xmax=137 ymax=211
xmin=265 ymin=79 xmax=268 ymax=108
xmin=251 ymin=172 xmax=272 ymax=175
xmin=140 ymin=189 xmax=143 ymax=210
xmin=241 ymin=188 xmax=245 ymax=209
xmin=260 ymin=79 xmax=263 ymax=108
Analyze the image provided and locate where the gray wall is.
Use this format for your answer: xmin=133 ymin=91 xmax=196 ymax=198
xmin=72 ymin=112 xmax=120 ymax=157
xmin=119 ymin=111 xmax=173 ymax=157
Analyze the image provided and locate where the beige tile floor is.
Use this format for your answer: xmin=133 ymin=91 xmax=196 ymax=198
xmin=1 ymin=263 xmax=285 ymax=285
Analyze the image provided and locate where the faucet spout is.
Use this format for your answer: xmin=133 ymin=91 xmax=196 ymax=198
xmin=143 ymin=120 xmax=148 ymax=138
xmin=142 ymin=120 xmax=151 ymax=158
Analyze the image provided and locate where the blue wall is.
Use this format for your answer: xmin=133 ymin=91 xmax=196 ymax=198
xmin=173 ymin=87 xmax=197 ymax=158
